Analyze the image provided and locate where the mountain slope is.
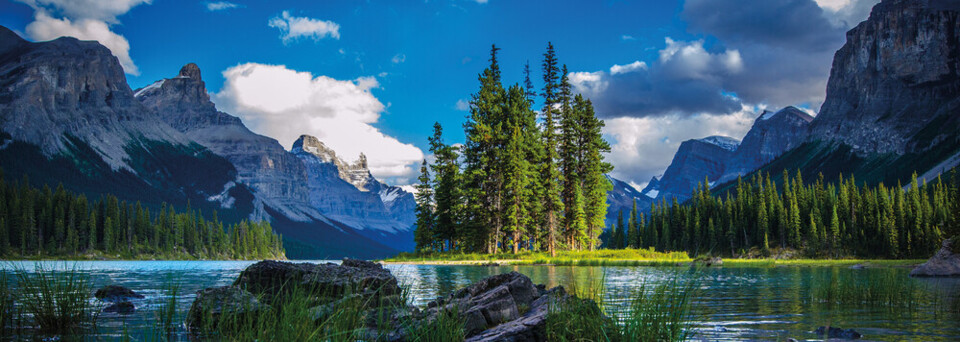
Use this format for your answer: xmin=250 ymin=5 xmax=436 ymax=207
xmin=741 ymin=0 xmax=960 ymax=187
xmin=655 ymin=136 xmax=740 ymax=202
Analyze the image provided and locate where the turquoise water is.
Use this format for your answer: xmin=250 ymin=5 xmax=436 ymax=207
xmin=1 ymin=261 xmax=958 ymax=341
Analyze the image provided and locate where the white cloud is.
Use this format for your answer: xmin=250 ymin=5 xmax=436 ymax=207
xmin=604 ymin=105 xmax=760 ymax=186
xmin=814 ymin=0 xmax=851 ymax=11
xmin=609 ymin=61 xmax=646 ymax=75
xmin=212 ymin=63 xmax=424 ymax=181
xmin=269 ymin=11 xmax=340 ymax=44
xmin=391 ymin=53 xmax=406 ymax=64
xmin=659 ymin=38 xmax=742 ymax=80
xmin=455 ymin=99 xmax=470 ymax=111
xmin=15 ymin=0 xmax=148 ymax=75
xmin=621 ymin=35 xmax=636 ymax=41
xmin=206 ymin=1 xmax=241 ymax=11
xmin=15 ymin=0 xmax=150 ymax=22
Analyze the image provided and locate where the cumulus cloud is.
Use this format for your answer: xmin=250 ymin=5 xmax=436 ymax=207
xmin=205 ymin=1 xmax=241 ymax=11
xmin=212 ymin=63 xmax=424 ymax=182
xmin=269 ymin=11 xmax=340 ymax=44
xmin=15 ymin=0 xmax=148 ymax=75
xmin=455 ymin=99 xmax=470 ymax=111
xmin=604 ymin=106 xmax=760 ymax=186
xmin=391 ymin=53 xmax=406 ymax=64
xmin=570 ymin=37 xmax=744 ymax=119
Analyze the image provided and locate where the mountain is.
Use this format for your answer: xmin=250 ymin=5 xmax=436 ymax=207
xmin=719 ymin=107 xmax=814 ymax=182
xmin=654 ymin=136 xmax=740 ymax=202
xmin=135 ymin=63 xmax=322 ymax=222
xmin=0 ymin=26 xmax=243 ymax=215
xmin=291 ymin=135 xmax=416 ymax=252
xmin=742 ymin=0 xmax=960 ymax=187
xmin=605 ymin=175 xmax=654 ymax=226
xmin=0 ymin=26 xmax=413 ymax=259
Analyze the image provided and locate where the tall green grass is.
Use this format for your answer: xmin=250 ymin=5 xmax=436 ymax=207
xmin=545 ymin=273 xmax=698 ymax=342
xmin=11 ymin=263 xmax=98 ymax=337
xmin=810 ymin=269 xmax=928 ymax=312
xmin=0 ymin=271 xmax=13 ymax=335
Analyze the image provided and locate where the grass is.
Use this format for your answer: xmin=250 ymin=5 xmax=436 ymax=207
xmin=544 ymin=272 xmax=698 ymax=342
xmin=8 ymin=262 xmax=99 ymax=338
xmin=154 ymin=276 xmax=182 ymax=341
xmin=809 ymin=269 xmax=930 ymax=312
xmin=196 ymin=279 xmax=465 ymax=341
xmin=384 ymin=248 xmax=922 ymax=268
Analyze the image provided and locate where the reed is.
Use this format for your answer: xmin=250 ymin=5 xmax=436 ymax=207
xmin=810 ymin=269 xmax=928 ymax=312
xmin=12 ymin=262 xmax=97 ymax=336
xmin=544 ymin=272 xmax=697 ymax=342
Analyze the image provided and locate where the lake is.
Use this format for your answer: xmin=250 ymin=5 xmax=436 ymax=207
xmin=1 ymin=260 xmax=958 ymax=341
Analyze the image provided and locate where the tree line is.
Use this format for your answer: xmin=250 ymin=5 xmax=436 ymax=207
xmin=0 ymin=172 xmax=285 ymax=260
xmin=606 ymin=169 xmax=959 ymax=259
xmin=414 ymin=43 xmax=613 ymax=255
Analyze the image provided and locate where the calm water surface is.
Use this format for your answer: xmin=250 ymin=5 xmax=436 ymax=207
xmin=1 ymin=260 xmax=958 ymax=341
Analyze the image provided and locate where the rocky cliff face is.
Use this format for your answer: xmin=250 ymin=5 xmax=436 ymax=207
xmin=135 ymin=63 xmax=321 ymax=222
xmin=809 ymin=0 xmax=960 ymax=154
xmin=605 ymin=175 xmax=653 ymax=225
xmin=656 ymin=136 xmax=740 ymax=202
xmin=721 ymin=107 xmax=814 ymax=182
xmin=0 ymin=26 xmax=241 ymax=208
xmin=0 ymin=26 xmax=190 ymax=170
xmin=291 ymin=135 xmax=416 ymax=235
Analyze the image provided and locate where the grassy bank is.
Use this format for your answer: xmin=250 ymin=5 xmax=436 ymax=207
xmin=382 ymin=248 xmax=924 ymax=268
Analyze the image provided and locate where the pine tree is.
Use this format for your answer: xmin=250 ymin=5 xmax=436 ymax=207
xmin=540 ymin=42 xmax=563 ymax=257
xmin=429 ymin=123 xmax=463 ymax=251
xmin=414 ymin=160 xmax=436 ymax=253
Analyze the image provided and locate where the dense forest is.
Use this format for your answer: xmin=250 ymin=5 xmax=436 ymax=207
xmin=414 ymin=44 xmax=613 ymax=255
xmin=606 ymin=169 xmax=960 ymax=259
xmin=0 ymin=171 xmax=285 ymax=260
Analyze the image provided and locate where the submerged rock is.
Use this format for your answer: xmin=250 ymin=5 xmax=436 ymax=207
xmin=95 ymin=285 xmax=144 ymax=303
xmin=103 ymin=301 xmax=135 ymax=314
xmin=815 ymin=326 xmax=862 ymax=339
xmin=910 ymin=239 xmax=960 ymax=277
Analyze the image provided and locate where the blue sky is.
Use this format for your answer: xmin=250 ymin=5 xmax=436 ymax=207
xmin=0 ymin=0 xmax=879 ymax=187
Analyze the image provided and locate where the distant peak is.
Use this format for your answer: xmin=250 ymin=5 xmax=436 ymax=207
xmin=0 ymin=25 xmax=27 ymax=55
xmin=293 ymin=134 xmax=325 ymax=151
xmin=178 ymin=63 xmax=202 ymax=81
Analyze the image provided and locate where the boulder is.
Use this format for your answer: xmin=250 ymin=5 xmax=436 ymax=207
xmin=235 ymin=259 xmax=400 ymax=303
xmin=420 ymin=271 xmax=560 ymax=340
xmin=465 ymin=287 xmax=568 ymax=342
xmin=103 ymin=301 xmax=135 ymax=314
xmin=95 ymin=285 xmax=144 ymax=303
xmin=910 ymin=239 xmax=960 ymax=277
xmin=186 ymin=286 xmax=267 ymax=332
xmin=815 ymin=326 xmax=862 ymax=339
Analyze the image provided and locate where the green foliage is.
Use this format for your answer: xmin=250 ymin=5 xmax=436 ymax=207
xmin=0 ymin=171 xmax=284 ymax=260
xmin=11 ymin=263 xmax=96 ymax=336
xmin=628 ymin=168 xmax=960 ymax=259
xmin=414 ymin=43 xmax=612 ymax=256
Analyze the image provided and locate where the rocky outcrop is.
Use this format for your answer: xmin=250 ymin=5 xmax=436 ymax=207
xmin=808 ymin=0 xmax=960 ymax=155
xmin=234 ymin=259 xmax=401 ymax=302
xmin=656 ymin=136 xmax=740 ymax=202
xmin=910 ymin=238 xmax=960 ymax=277
xmin=189 ymin=260 xmax=596 ymax=342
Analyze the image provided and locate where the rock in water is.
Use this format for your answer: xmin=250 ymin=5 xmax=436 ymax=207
xmin=815 ymin=326 xmax=862 ymax=339
xmin=234 ymin=259 xmax=400 ymax=303
xmin=95 ymin=285 xmax=145 ymax=303
xmin=186 ymin=286 xmax=267 ymax=332
xmin=910 ymin=238 xmax=960 ymax=277
xmin=103 ymin=301 xmax=136 ymax=314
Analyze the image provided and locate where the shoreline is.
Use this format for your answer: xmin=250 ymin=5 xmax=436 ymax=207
xmin=381 ymin=258 xmax=925 ymax=268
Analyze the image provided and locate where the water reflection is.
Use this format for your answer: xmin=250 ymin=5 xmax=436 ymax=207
xmin=1 ymin=261 xmax=958 ymax=341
